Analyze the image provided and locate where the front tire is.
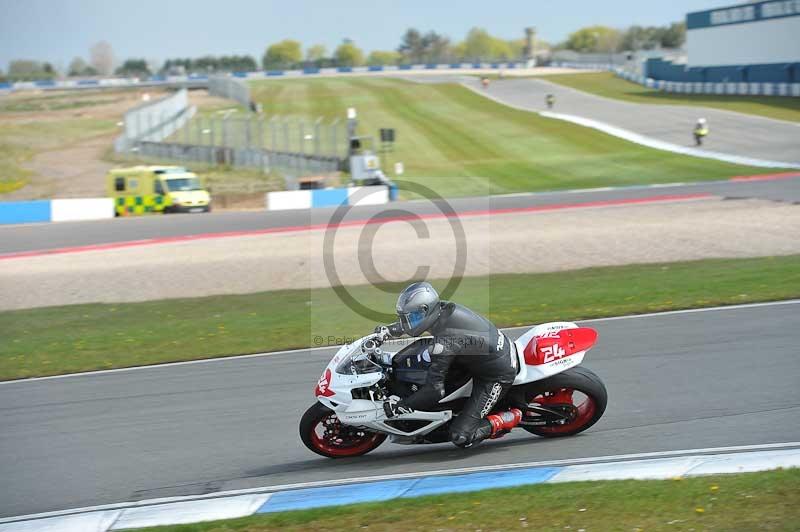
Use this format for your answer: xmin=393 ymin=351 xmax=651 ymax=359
xmin=300 ymin=402 xmax=387 ymax=458
xmin=521 ymin=366 xmax=607 ymax=438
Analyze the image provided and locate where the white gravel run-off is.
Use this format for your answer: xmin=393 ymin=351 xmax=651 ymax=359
xmin=1 ymin=197 xmax=798 ymax=311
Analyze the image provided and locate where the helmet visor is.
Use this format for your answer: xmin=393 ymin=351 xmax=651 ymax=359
xmin=399 ymin=309 xmax=426 ymax=332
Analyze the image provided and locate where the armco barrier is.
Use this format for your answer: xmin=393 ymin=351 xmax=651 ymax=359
xmin=4 ymin=63 xmax=528 ymax=93
xmin=266 ymin=185 xmax=390 ymax=211
xmin=0 ymin=198 xmax=114 ymax=225
xmin=610 ymin=67 xmax=800 ymax=98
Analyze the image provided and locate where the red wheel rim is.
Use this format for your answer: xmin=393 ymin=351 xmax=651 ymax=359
xmin=528 ymin=388 xmax=597 ymax=434
xmin=309 ymin=413 xmax=383 ymax=457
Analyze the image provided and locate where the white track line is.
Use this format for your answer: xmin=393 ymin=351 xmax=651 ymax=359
xmin=2 ymin=441 xmax=798 ymax=524
xmin=2 ymin=299 xmax=797 ymax=386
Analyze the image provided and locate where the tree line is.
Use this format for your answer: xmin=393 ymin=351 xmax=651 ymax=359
xmin=560 ymin=23 xmax=685 ymax=54
xmin=1 ymin=23 xmax=685 ymax=81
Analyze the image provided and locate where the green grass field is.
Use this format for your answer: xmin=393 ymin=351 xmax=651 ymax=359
xmin=543 ymin=71 xmax=800 ymax=123
xmin=2 ymin=255 xmax=798 ymax=380
xmin=141 ymin=469 xmax=800 ymax=532
xmin=245 ymin=77 xmax=778 ymax=198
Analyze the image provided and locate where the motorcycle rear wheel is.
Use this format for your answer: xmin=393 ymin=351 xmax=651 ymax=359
xmin=300 ymin=402 xmax=387 ymax=458
xmin=520 ymin=366 xmax=607 ymax=438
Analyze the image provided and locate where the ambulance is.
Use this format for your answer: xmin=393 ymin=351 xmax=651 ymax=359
xmin=107 ymin=166 xmax=211 ymax=216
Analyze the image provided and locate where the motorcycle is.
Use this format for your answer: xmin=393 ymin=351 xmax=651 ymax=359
xmin=300 ymin=321 xmax=608 ymax=458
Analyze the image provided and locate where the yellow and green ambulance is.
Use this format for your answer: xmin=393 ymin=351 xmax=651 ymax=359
xmin=107 ymin=166 xmax=211 ymax=216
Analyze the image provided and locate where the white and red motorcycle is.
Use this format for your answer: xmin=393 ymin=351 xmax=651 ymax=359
xmin=300 ymin=322 xmax=607 ymax=458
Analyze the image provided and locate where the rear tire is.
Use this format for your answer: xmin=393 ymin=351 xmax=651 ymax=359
xmin=521 ymin=366 xmax=607 ymax=438
xmin=300 ymin=402 xmax=387 ymax=458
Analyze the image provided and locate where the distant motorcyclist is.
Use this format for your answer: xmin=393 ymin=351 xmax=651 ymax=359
xmin=545 ymin=93 xmax=555 ymax=109
xmin=694 ymin=118 xmax=708 ymax=146
xmin=377 ymin=282 xmax=521 ymax=447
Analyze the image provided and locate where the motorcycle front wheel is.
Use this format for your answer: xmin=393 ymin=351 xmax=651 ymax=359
xmin=300 ymin=402 xmax=387 ymax=458
xmin=520 ymin=366 xmax=608 ymax=438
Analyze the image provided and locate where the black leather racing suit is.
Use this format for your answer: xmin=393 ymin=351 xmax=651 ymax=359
xmin=393 ymin=302 xmax=517 ymax=446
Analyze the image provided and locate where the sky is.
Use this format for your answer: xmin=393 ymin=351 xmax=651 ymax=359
xmin=0 ymin=0 xmax=731 ymax=71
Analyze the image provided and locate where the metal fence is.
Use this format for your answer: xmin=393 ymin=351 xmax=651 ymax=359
xmin=121 ymin=111 xmax=348 ymax=185
xmin=113 ymin=82 xmax=348 ymax=184
xmin=208 ymin=76 xmax=252 ymax=108
xmin=114 ymin=89 xmax=196 ymax=152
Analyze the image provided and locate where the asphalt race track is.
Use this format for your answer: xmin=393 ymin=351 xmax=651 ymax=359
xmin=472 ymin=77 xmax=800 ymax=166
xmin=1 ymin=175 xmax=798 ymax=256
xmin=1 ymin=301 xmax=798 ymax=518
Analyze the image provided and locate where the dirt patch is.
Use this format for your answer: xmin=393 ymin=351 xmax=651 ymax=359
xmin=0 ymin=88 xmax=233 ymax=200
xmin=3 ymin=133 xmax=116 ymax=199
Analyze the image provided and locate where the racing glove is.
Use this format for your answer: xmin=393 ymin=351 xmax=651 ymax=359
xmin=383 ymin=395 xmax=414 ymax=418
xmin=374 ymin=322 xmax=403 ymax=339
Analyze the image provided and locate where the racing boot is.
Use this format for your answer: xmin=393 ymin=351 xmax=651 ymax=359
xmin=486 ymin=408 xmax=522 ymax=439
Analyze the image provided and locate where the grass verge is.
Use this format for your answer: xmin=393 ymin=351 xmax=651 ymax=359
xmin=1 ymin=255 xmax=798 ymax=380
xmin=543 ymin=71 xmax=800 ymax=123
xmin=244 ymin=78 xmax=779 ymax=198
xmin=140 ymin=469 xmax=800 ymax=531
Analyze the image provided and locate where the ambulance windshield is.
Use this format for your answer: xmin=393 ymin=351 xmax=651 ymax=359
xmin=166 ymin=177 xmax=202 ymax=191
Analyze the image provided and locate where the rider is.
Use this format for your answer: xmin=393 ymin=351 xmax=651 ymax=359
xmin=378 ymin=282 xmax=521 ymax=447
xmin=693 ymin=118 xmax=709 ymax=146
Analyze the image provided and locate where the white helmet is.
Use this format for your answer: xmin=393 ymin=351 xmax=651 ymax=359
xmin=698 ymin=118 xmax=707 ymax=124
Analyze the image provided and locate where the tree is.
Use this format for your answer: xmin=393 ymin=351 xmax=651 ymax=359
xmin=115 ymin=58 xmax=150 ymax=77
xmin=262 ymin=39 xmax=302 ymax=70
xmin=193 ymin=56 xmax=219 ymax=72
xmin=218 ymin=55 xmax=257 ymax=71
xmin=507 ymin=38 xmax=527 ymax=60
xmin=660 ymin=22 xmax=686 ymax=49
xmin=367 ymin=50 xmax=400 ymax=66
xmin=563 ymin=26 xmax=622 ymax=53
xmin=162 ymin=58 xmax=192 ymax=74
xmin=421 ymin=31 xmax=451 ymax=63
xmin=306 ymin=44 xmax=326 ymax=63
xmin=619 ymin=22 xmax=684 ymax=51
xmin=457 ymin=27 xmax=517 ymax=62
xmin=398 ymin=28 xmax=426 ymax=63
xmin=334 ymin=41 xmax=364 ymax=67
xmin=398 ymin=28 xmax=454 ymax=63
xmin=90 ymin=41 xmax=114 ymax=75
xmin=7 ymin=60 xmax=56 ymax=81
xmin=68 ymin=57 xmax=88 ymax=76
xmin=620 ymin=26 xmax=660 ymax=51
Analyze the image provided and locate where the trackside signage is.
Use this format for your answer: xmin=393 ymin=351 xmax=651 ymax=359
xmin=687 ymin=0 xmax=800 ymax=29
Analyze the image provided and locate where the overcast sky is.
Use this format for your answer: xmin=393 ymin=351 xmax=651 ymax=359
xmin=1 ymin=0 xmax=728 ymax=70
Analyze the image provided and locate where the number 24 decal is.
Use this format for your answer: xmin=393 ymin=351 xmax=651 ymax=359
xmin=540 ymin=344 xmax=567 ymax=363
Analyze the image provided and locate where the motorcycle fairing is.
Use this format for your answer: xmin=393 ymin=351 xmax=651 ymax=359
xmin=314 ymin=322 xmax=598 ymax=436
xmin=513 ymin=322 xmax=593 ymax=384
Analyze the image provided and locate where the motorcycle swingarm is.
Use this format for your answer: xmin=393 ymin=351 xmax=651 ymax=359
xmin=520 ymin=403 xmax=577 ymax=426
